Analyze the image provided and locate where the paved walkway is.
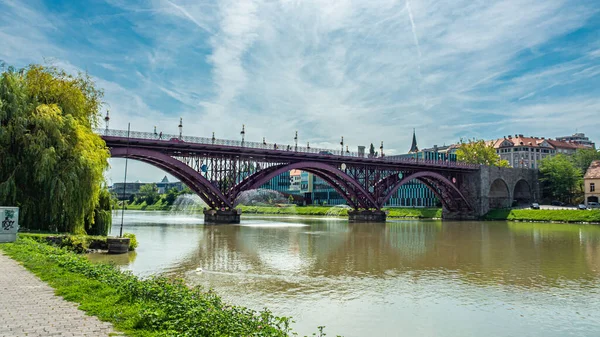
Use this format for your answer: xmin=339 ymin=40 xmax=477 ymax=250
xmin=0 ymin=252 xmax=120 ymax=337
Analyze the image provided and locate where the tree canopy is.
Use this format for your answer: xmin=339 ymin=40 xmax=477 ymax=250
xmin=0 ymin=65 xmax=109 ymax=233
xmin=455 ymin=139 xmax=510 ymax=167
xmin=571 ymin=148 xmax=600 ymax=175
xmin=539 ymin=154 xmax=582 ymax=203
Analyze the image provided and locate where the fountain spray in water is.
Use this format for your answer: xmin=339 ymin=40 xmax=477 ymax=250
xmin=171 ymin=194 xmax=207 ymax=214
xmin=235 ymin=189 xmax=289 ymax=206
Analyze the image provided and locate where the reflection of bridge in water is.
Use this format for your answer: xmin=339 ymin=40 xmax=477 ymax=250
xmin=170 ymin=220 xmax=600 ymax=291
xmin=100 ymin=128 xmax=539 ymax=223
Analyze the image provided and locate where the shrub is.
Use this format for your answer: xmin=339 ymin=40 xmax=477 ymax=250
xmin=123 ymin=233 xmax=138 ymax=251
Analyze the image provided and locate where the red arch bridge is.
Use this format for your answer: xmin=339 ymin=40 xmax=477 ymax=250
xmin=100 ymin=129 xmax=539 ymax=223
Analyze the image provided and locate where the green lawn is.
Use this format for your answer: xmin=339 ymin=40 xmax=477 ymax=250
xmin=485 ymin=209 xmax=600 ymax=223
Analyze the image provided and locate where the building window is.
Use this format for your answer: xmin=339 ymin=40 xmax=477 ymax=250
xmin=592 ymin=183 xmax=596 ymax=192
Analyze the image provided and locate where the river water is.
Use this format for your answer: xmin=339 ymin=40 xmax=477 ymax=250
xmin=90 ymin=211 xmax=600 ymax=337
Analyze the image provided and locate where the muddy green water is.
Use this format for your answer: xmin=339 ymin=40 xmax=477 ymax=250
xmin=89 ymin=211 xmax=600 ymax=337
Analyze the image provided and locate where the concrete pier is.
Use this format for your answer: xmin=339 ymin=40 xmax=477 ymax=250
xmin=204 ymin=209 xmax=241 ymax=224
xmin=348 ymin=210 xmax=386 ymax=222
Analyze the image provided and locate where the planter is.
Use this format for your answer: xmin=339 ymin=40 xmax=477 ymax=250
xmin=107 ymin=237 xmax=130 ymax=254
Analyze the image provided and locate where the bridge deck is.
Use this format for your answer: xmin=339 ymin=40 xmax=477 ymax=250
xmin=98 ymin=129 xmax=479 ymax=172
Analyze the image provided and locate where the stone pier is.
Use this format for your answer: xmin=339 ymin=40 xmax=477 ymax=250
xmin=348 ymin=210 xmax=386 ymax=222
xmin=204 ymin=209 xmax=241 ymax=224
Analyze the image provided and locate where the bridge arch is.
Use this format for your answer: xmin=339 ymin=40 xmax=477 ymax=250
xmin=489 ymin=178 xmax=510 ymax=209
xmin=233 ymin=162 xmax=379 ymax=209
xmin=513 ymin=179 xmax=532 ymax=205
xmin=378 ymin=171 xmax=472 ymax=211
xmin=110 ymin=148 xmax=233 ymax=208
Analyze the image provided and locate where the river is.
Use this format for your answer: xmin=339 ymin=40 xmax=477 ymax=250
xmin=89 ymin=211 xmax=600 ymax=337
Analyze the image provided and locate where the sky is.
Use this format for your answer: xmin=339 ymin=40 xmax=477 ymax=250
xmin=1 ymin=0 xmax=599 ymax=184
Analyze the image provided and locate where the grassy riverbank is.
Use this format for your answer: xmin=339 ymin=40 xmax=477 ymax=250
xmin=0 ymin=238 xmax=311 ymax=337
xmin=485 ymin=209 xmax=600 ymax=223
xmin=239 ymin=205 xmax=442 ymax=219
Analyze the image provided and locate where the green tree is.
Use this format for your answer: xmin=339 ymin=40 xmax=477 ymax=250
xmin=571 ymin=148 xmax=600 ymax=174
xmin=456 ymin=139 xmax=510 ymax=167
xmin=164 ymin=187 xmax=179 ymax=206
xmin=0 ymin=65 xmax=109 ymax=233
xmin=138 ymin=184 xmax=159 ymax=205
xmin=539 ymin=154 xmax=582 ymax=203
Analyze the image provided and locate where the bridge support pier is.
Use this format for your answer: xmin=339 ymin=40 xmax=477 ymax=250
xmin=348 ymin=210 xmax=386 ymax=222
xmin=204 ymin=209 xmax=241 ymax=224
xmin=442 ymin=209 xmax=478 ymax=221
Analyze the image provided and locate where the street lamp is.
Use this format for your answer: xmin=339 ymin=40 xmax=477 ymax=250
xmin=294 ymin=131 xmax=298 ymax=151
xmin=178 ymin=117 xmax=183 ymax=140
xmin=346 ymin=145 xmax=349 ymax=153
xmin=307 ymin=142 xmax=310 ymax=150
xmin=153 ymin=126 xmax=157 ymax=138
xmin=340 ymin=136 xmax=344 ymax=156
xmin=212 ymin=132 xmax=215 ymax=144
xmin=380 ymin=141 xmax=384 ymax=157
xmin=240 ymin=124 xmax=245 ymax=146
xmin=263 ymin=137 xmax=266 ymax=145
xmin=104 ymin=110 xmax=110 ymax=134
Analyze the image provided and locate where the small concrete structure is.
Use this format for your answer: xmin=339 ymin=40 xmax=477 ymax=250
xmin=107 ymin=237 xmax=130 ymax=254
xmin=0 ymin=207 xmax=19 ymax=243
xmin=204 ymin=209 xmax=241 ymax=224
xmin=348 ymin=210 xmax=386 ymax=222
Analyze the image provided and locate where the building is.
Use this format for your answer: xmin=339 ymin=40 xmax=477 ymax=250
xmin=584 ymin=160 xmax=600 ymax=206
xmin=555 ymin=132 xmax=595 ymax=149
xmin=489 ymin=134 xmax=588 ymax=169
xmin=111 ymin=176 xmax=185 ymax=200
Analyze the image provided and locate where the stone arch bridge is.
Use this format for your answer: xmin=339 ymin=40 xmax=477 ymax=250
xmin=100 ymin=129 xmax=538 ymax=223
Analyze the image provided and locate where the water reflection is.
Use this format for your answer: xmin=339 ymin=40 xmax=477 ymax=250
xmin=92 ymin=211 xmax=600 ymax=337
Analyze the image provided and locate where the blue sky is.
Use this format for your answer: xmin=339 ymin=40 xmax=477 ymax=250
xmin=1 ymin=0 xmax=599 ymax=184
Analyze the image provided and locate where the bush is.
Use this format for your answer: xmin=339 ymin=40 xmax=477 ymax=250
xmin=123 ymin=233 xmax=138 ymax=251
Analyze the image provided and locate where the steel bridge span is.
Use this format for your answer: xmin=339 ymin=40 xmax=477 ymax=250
xmin=99 ymin=128 xmax=538 ymax=223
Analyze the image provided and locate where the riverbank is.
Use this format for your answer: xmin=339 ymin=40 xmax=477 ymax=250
xmin=484 ymin=209 xmax=600 ymax=223
xmin=239 ymin=205 xmax=442 ymax=219
xmin=0 ymin=238 xmax=306 ymax=337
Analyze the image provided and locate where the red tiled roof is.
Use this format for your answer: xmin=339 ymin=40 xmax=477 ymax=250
xmin=546 ymin=139 xmax=588 ymax=150
xmin=489 ymin=136 xmax=588 ymax=150
xmin=585 ymin=160 xmax=600 ymax=179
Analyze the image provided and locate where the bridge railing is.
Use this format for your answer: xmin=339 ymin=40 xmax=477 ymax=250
xmin=95 ymin=128 xmax=479 ymax=169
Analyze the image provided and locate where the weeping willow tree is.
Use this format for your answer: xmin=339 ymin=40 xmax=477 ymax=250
xmin=0 ymin=65 xmax=109 ymax=233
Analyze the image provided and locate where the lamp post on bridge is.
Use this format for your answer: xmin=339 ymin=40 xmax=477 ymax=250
xmin=212 ymin=132 xmax=215 ymax=144
xmin=307 ymin=142 xmax=310 ymax=150
xmin=240 ymin=124 xmax=245 ymax=147
xmin=104 ymin=110 xmax=110 ymax=134
xmin=340 ymin=136 xmax=344 ymax=156
xmin=380 ymin=141 xmax=384 ymax=157
xmin=154 ymin=126 xmax=157 ymax=138
xmin=294 ymin=131 xmax=298 ymax=152
xmin=178 ymin=117 xmax=183 ymax=140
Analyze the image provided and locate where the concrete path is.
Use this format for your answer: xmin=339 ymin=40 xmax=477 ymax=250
xmin=0 ymin=252 xmax=121 ymax=337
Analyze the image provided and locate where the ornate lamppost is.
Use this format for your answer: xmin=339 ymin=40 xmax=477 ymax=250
xmin=212 ymin=132 xmax=215 ymax=144
xmin=104 ymin=110 xmax=110 ymax=134
xmin=380 ymin=141 xmax=384 ymax=157
xmin=307 ymin=142 xmax=310 ymax=150
xmin=178 ymin=117 xmax=183 ymax=140
xmin=240 ymin=124 xmax=245 ymax=147
xmin=340 ymin=136 xmax=344 ymax=156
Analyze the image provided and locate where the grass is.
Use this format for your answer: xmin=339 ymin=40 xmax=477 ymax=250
xmin=238 ymin=205 xmax=442 ymax=219
xmin=19 ymin=233 xmax=138 ymax=252
xmin=484 ymin=209 xmax=600 ymax=223
xmin=0 ymin=238 xmax=323 ymax=337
